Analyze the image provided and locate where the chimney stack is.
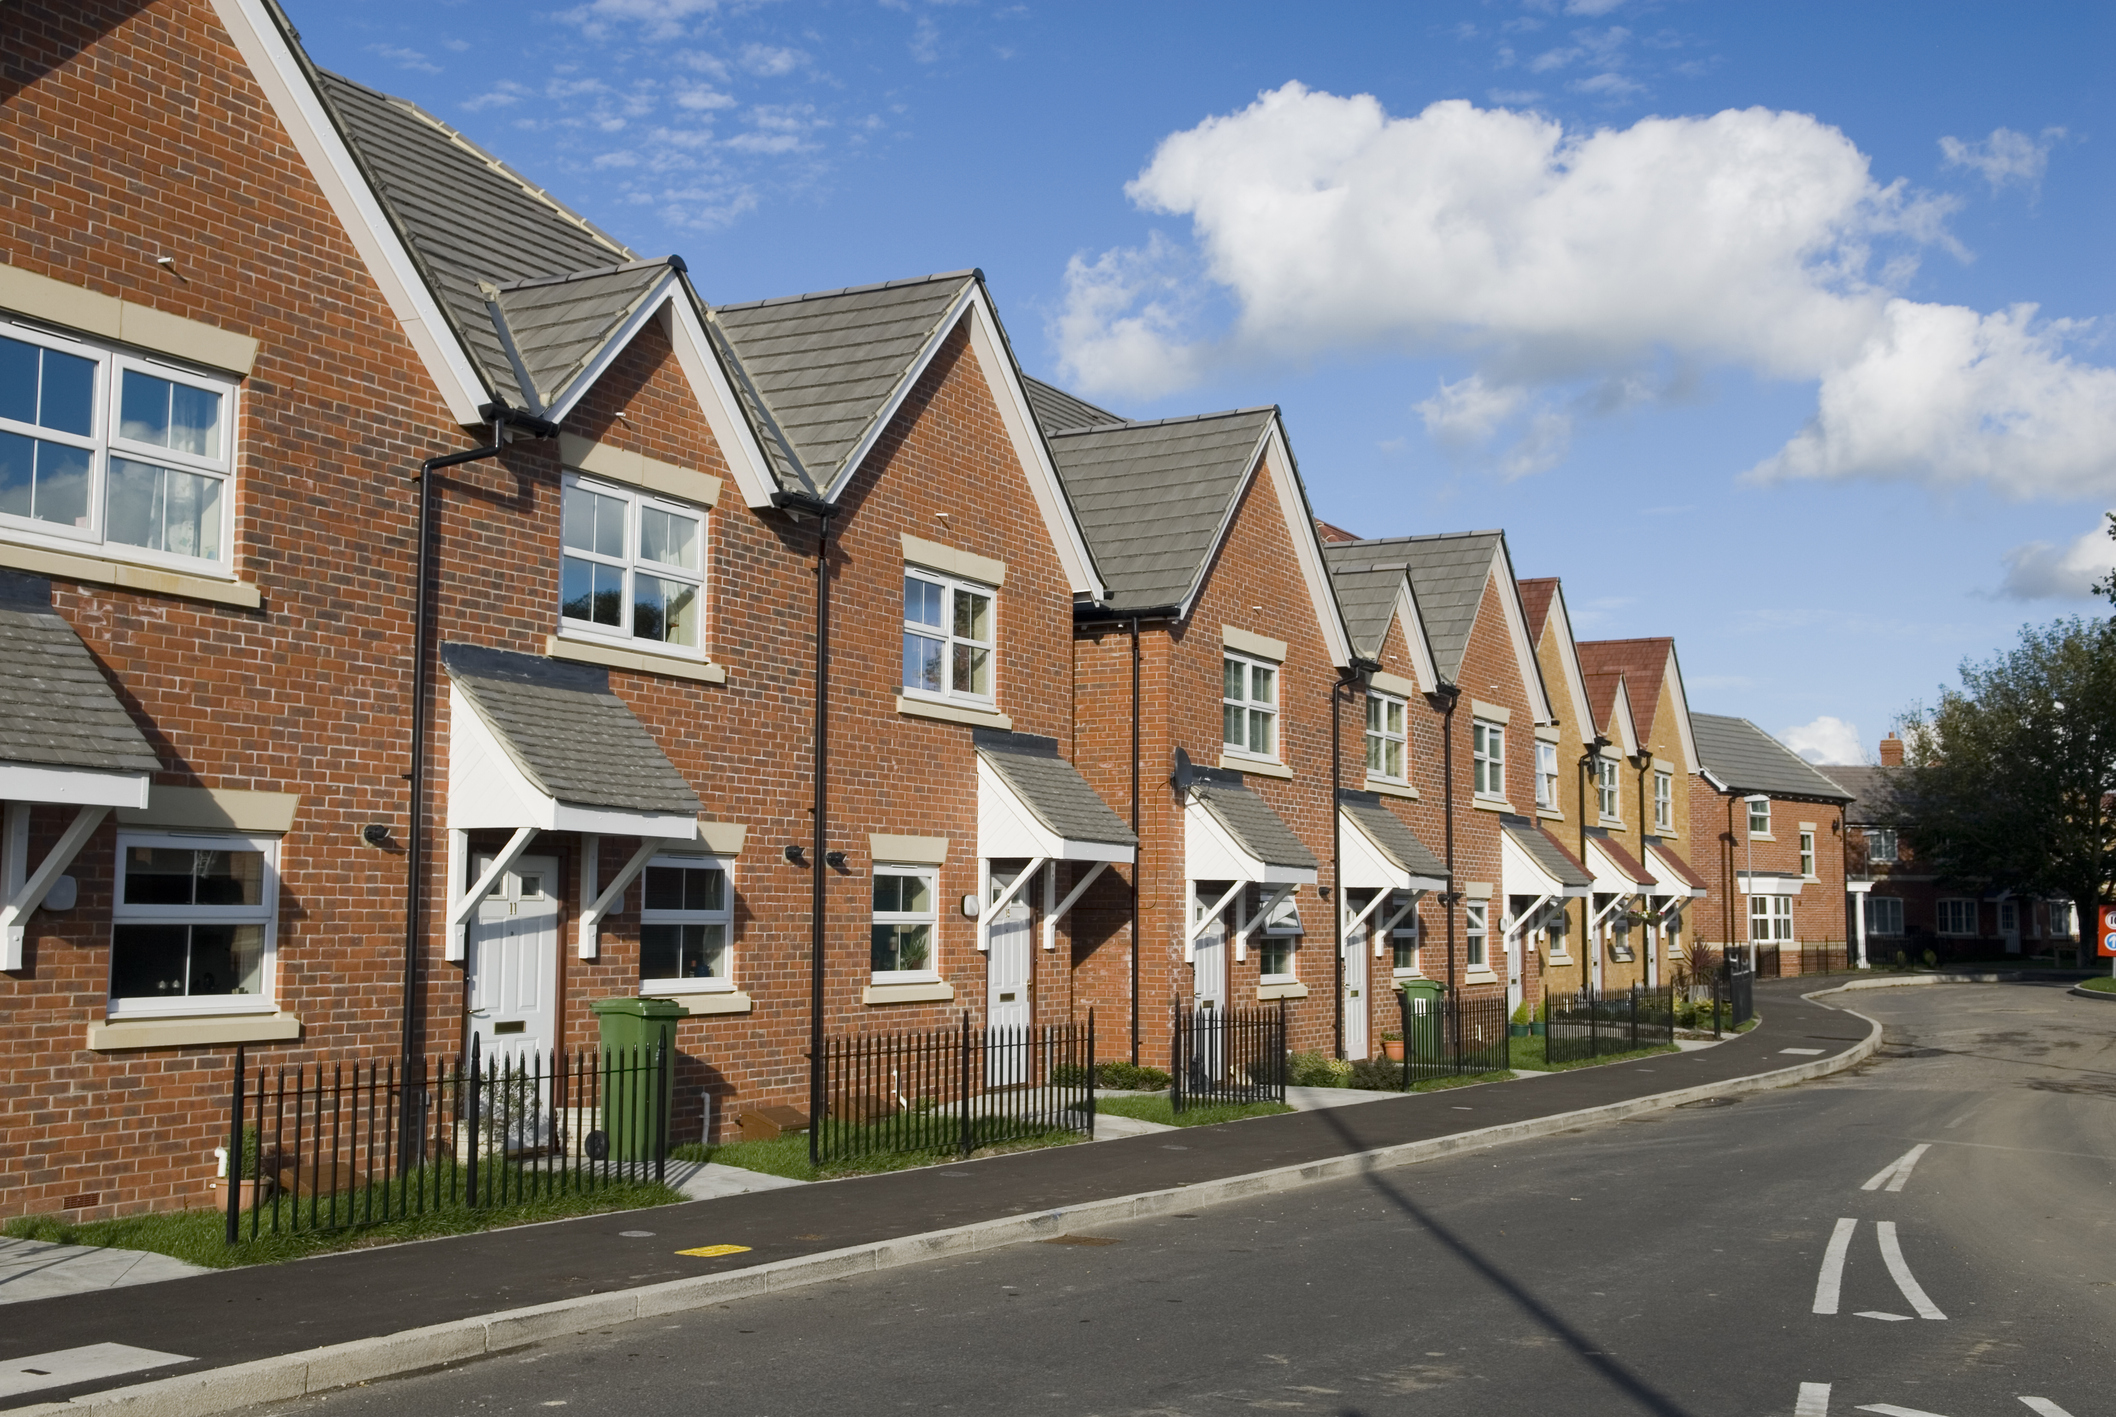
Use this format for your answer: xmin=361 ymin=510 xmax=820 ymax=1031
xmin=1878 ymin=733 xmax=1903 ymax=767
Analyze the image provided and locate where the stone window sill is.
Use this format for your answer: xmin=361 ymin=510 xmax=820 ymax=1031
xmin=641 ymin=987 xmax=753 ymax=1015
xmin=0 ymin=540 xmax=260 ymax=609
xmin=895 ymin=696 xmax=1012 ymax=731
xmin=548 ymin=633 xmax=726 ymax=683
xmin=1257 ymin=980 xmax=1309 ymax=1000
xmin=1471 ymin=796 xmax=1517 ymax=814
xmin=1462 ymin=970 xmax=1500 ymax=986
xmin=1222 ymin=755 xmax=1292 ymax=780
xmin=1365 ymin=777 xmax=1417 ymax=800
xmin=863 ymin=980 xmax=957 ymax=1005
xmin=88 ymin=1012 xmax=301 ymax=1052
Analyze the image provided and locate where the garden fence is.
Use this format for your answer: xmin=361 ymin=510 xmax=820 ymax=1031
xmin=1172 ymin=1002 xmax=1286 ymax=1112
xmin=1391 ymin=990 xmax=1511 ymax=1084
xmin=1543 ymin=985 xmax=1675 ymax=1065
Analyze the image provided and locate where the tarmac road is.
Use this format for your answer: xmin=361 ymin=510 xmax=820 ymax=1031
xmin=232 ymin=980 xmax=2116 ymax=1417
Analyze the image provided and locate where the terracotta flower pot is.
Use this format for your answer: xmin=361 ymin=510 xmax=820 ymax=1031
xmin=213 ymin=1178 xmax=271 ymax=1208
xmin=1382 ymin=1039 xmax=1405 ymax=1061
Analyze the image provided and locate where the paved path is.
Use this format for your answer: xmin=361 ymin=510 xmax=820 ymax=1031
xmin=0 ymin=982 xmax=1865 ymax=1410
xmin=0 ymin=1240 xmax=207 ymax=1307
xmin=219 ymin=979 xmax=2116 ymax=1417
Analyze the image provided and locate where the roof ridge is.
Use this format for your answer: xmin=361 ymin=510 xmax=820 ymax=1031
xmin=714 ymin=270 xmax=981 ymax=313
xmin=1046 ymin=405 xmax=1278 ymax=436
xmin=323 ymin=70 xmax=635 ymax=262
xmin=493 ymin=258 xmax=680 ymax=293
xmin=1329 ymin=529 xmax=1505 ymax=547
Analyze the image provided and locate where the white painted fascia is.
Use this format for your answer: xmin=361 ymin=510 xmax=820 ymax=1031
xmin=1338 ymin=809 xmax=1447 ymax=893
xmin=1500 ymin=828 xmax=1591 ymax=901
xmin=959 ymin=288 xmax=1104 ymax=600
xmin=536 ymin=271 xmax=684 ymax=424
xmin=668 ymin=297 xmax=786 ymax=509
xmin=211 ymin=0 xmax=490 ymax=424
xmin=1184 ymin=796 xmax=1316 ymax=887
xmin=1542 ymin=585 xmax=1596 ymax=740
xmin=1583 ymin=837 xmax=1650 ymax=895
xmin=1388 ymin=578 xmax=1440 ymax=695
xmin=819 ymin=280 xmax=979 ymax=505
xmin=977 ymin=760 xmax=1133 ymax=865
xmin=1486 ymin=539 xmax=1554 ymax=724
xmin=1604 ymin=677 xmax=1640 ymax=759
xmin=1663 ymin=643 xmax=1703 ymax=775
xmin=0 ymin=761 xmax=151 ymax=809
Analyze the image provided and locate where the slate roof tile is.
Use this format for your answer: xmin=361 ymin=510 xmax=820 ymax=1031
xmin=1691 ymin=712 xmax=1852 ymax=803
xmin=1579 ymin=639 xmax=1674 ymax=741
xmin=0 ymin=572 xmax=159 ymax=778
xmin=1337 ymin=792 xmax=1447 ymax=881
xmin=1501 ymin=815 xmax=1595 ymax=889
xmin=1325 ymin=532 xmax=1504 ymax=684
xmin=1022 ymin=376 xmax=1124 ymax=434
xmin=1191 ymin=774 xmax=1319 ymax=873
xmin=974 ymin=731 xmax=1136 ymax=848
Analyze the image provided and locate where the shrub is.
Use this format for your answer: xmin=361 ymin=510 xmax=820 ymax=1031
xmin=1053 ymin=1060 xmax=1173 ymax=1091
xmin=1288 ymin=1052 xmax=1353 ymax=1087
xmin=1346 ymin=1058 xmax=1405 ymax=1091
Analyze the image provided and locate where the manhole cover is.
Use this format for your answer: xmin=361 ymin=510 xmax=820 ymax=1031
xmin=1678 ymin=1096 xmax=1741 ymax=1108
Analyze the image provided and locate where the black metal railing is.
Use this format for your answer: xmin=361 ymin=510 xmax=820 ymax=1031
xmin=1755 ymin=944 xmax=1782 ymax=978
xmin=224 ymin=1035 xmax=670 ymax=1245
xmin=1544 ymin=985 xmax=1676 ymax=1065
xmin=1723 ymin=962 xmax=1755 ymax=1027
xmin=814 ymin=1011 xmax=1095 ymax=1166
xmin=1799 ymin=942 xmax=1851 ymax=975
xmin=1172 ymin=1002 xmax=1286 ymax=1112
xmin=1392 ymin=990 xmax=1511 ymax=1085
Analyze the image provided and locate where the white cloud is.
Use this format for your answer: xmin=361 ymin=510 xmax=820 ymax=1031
xmin=369 ymin=44 xmax=441 ymax=76
xmin=560 ymin=0 xmax=722 ymax=41
xmin=1996 ymin=514 xmax=2116 ymax=600
xmin=910 ymin=17 xmax=941 ymax=64
xmin=676 ymin=85 xmax=737 ymax=111
xmin=740 ymin=43 xmax=808 ymax=76
xmin=1940 ymin=126 xmax=2063 ymax=192
xmin=1055 ymin=84 xmax=2116 ymax=498
xmin=1781 ymin=715 xmax=1864 ymax=764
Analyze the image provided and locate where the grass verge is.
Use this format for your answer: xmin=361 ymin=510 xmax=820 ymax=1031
xmin=1092 ymin=1094 xmax=1293 ymax=1127
xmin=1 ymin=1178 xmax=683 ymax=1269
xmin=671 ymin=1125 xmax=1086 ymax=1181
xmin=2077 ymin=975 xmax=2116 ymax=994
xmin=1506 ymin=1036 xmax=1682 ymax=1072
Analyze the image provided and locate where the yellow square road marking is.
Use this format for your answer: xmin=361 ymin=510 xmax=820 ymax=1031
xmin=676 ymin=1244 xmax=752 ymax=1258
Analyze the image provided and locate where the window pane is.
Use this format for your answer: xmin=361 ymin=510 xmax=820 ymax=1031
xmin=871 ymin=922 xmax=932 ymax=973
xmin=1248 ymin=707 xmax=1272 ymax=757
xmin=561 ymin=557 xmax=624 ymax=627
xmin=642 ymin=922 xmax=726 ymax=979
xmin=1224 ymin=658 xmax=1243 ymax=700
xmin=954 ymin=588 xmax=990 ymax=643
xmin=1386 ymin=700 xmax=1403 ymax=734
xmin=119 ymin=368 xmax=171 ymax=447
xmin=24 ymin=437 xmax=90 ymax=528
xmin=634 ymin=573 xmax=699 ymax=647
xmin=873 ymin=873 xmax=903 ymax=914
xmin=898 ymin=873 xmax=931 ymax=916
xmin=904 ymin=631 xmax=943 ymax=694
xmin=642 ymin=866 xmax=685 ymax=912
xmin=953 ymin=642 xmax=990 ymax=696
xmin=562 ymin=483 xmax=626 ymax=558
xmin=0 ymin=336 xmax=36 ymax=425
xmin=1251 ymin=664 xmax=1275 ymax=705
xmin=1385 ymin=739 xmax=1403 ymax=778
xmin=39 ymin=347 xmax=93 ymax=437
xmin=905 ymin=575 xmax=943 ymax=628
xmin=639 ymin=505 xmax=700 ymax=571
xmin=1223 ymin=704 xmax=1245 ymax=747
xmin=110 ymin=922 xmax=189 ymax=997
xmin=1365 ymin=735 xmax=1382 ymax=774
xmin=107 ymin=458 xmax=220 ymax=560
xmin=192 ymin=850 xmax=263 ymax=906
xmin=123 ymin=846 xmax=201 ymax=905
xmin=167 ymin=381 xmax=220 ymax=458
xmin=186 ymin=922 xmax=264 ymax=994
xmin=1366 ymin=696 xmax=1382 ymax=733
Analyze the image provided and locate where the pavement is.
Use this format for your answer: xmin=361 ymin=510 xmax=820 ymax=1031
xmin=0 ymin=980 xmax=1877 ymax=1413
xmin=227 ymin=976 xmax=2109 ymax=1417
xmin=0 ymin=1242 xmax=207 ymax=1308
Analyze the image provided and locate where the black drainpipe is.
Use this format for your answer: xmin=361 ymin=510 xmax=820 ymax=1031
xmin=402 ymin=407 xmax=559 ymax=1115
xmin=1425 ymin=683 xmax=1461 ymax=996
xmin=1129 ymin=615 xmax=1142 ymax=1065
xmin=1331 ymin=658 xmax=1381 ymax=1059
xmin=776 ymin=491 xmax=839 ymax=1169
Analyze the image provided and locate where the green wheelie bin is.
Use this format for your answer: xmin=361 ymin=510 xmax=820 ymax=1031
xmin=591 ymin=997 xmax=687 ymax=1162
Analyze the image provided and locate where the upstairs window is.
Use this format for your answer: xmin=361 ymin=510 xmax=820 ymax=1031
xmin=1365 ymin=691 xmax=1406 ymax=781
xmin=1535 ymin=742 xmax=1559 ymax=811
xmin=1223 ymin=652 xmax=1278 ymax=760
xmin=561 ymin=474 xmax=705 ymax=654
xmin=1863 ymin=828 xmax=1898 ymax=864
xmin=1 ymin=327 xmax=235 ymax=570
xmin=639 ymin=856 xmax=732 ymax=991
xmin=1653 ymin=771 xmax=1673 ymax=831
xmin=1472 ymin=720 xmax=1505 ymax=798
xmin=903 ymin=570 xmax=994 ymax=705
xmin=1596 ymin=757 xmax=1621 ymax=821
xmin=871 ymin=866 xmax=938 ymax=979
xmin=1747 ymin=797 xmax=1772 ymax=836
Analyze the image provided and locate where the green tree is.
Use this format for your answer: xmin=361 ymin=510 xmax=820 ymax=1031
xmin=1893 ymin=617 xmax=2116 ymax=955
xmin=2093 ymin=512 xmax=2116 ymax=612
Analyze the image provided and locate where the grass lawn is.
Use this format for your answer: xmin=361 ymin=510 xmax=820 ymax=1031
xmin=671 ymin=1125 xmax=1086 ymax=1181
xmin=1092 ymin=1094 xmax=1293 ymax=1127
xmin=2077 ymin=975 xmax=2116 ymax=994
xmin=1507 ymin=1035 xmax=1682 ymax=1072
xmin=0 ymin=1177 xmax=683 ymax=1269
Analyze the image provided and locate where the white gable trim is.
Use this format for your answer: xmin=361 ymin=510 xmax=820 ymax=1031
xmin=1387 ymin=578 xmax=1441 ymax=695
xmin=211 ymin=0 xmax=489 ymax=424
xmin=823 ymin=281 xmax=977 ymax=500
xmin=977 ymin=760 xmax=1134 ymax=864
xmin=1485 ymin=545 xmax=1554 ymax=723
xmin=1662 ymin=644 xmax=1703 ymax=774
xmin=1604 ymin=677 xmax=1640 ymax=758
xmin=534 ymin=271 xmax=683 ymax=423
xmin=1541 ymin=586 xmax=1596 ymax=740
xmin=665 ymin=296 xmax=784 ymax=510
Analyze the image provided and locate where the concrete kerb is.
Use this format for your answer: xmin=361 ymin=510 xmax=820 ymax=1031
xmin=16 ymin=1015 xmax=1883 ymax=1417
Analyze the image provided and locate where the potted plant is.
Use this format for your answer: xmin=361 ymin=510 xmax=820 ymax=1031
xmin=1381 ymin=1031 xmax=1404 ymax=1061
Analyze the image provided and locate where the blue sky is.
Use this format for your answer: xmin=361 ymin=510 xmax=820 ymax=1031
xmin=290 ymin=0 xmax=2116 ymax=764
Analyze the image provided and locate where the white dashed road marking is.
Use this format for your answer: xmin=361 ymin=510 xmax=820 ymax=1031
xmin=2018 ymin=1399 xmax=2077 ymax=1417
xmin=1795 ymin=1381 xmax=1831 ymax=1416
xmin=1814 ymin=1218 xmax=1857 ymax=1315
xmin=1781 ymin=1047 xmax=1827 ymax=1055
xmin=0 ymin=1344 xmax=192 ymax=1399
xmin=1856 ymin=1406 xmax=1951 ymax=1417
xmin=1862 ymin=1143 xmax=1931 ymax=1193
xmin=1876 ymin=1220 xmax=1946 ymax=1320
xmin=1855 ymin=1311 xmax=1913 ymax=1321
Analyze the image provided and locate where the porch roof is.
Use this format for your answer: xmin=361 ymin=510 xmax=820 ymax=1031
xmin=975 ymin=730 xmax=1135 ymax=863
xmin=0 ymin=571 xmax=155 ymax=807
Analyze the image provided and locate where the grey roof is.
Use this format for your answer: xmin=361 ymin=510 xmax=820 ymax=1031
xmin=1022 ymin=376 xmax=1124 ymax=434
xmin=1500 ymin=815 xmax=1595 ymax=889
xmin=1321 ymin=545 xmax=1424 ymax=662
xmin=1326 ymin=532 xmax=1503 ymax=684
xmin=1337 ymin=791 xmax=1447 ymax=881
xmin=314 ymin=71 xmax=637 ymax=409
xmin=441 ymin=643 xmax=702 ymax=817
xmin=1049 ymin=408 xmax=1276 ymax=611
xmin=1815 ymin=764 xmax=1899 ymax=823
xmin=1188 ymin=767 xmax=1319 ymax=872
xmin=0 ymin=572 xmax=158 ymax=778
xmin=1691 ymin=713 xmax=1853 ymax=803
xmin=974 ymin=731 xmax=1136 ymax=848
xmin=711 ymin=273 xmax=975 ymax=495
xmin=488 ymin=261 xmax=677 ymax=412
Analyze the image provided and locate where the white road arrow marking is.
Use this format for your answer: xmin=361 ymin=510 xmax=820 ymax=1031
xmin=1876 ymin=1221 xmax=1946 ymax=1320
xmin=2019 ymin=1399 xmax=2077 ymax=1417
xmin=1856 ymin=1406 xmax=1952 ymax=1417
xmin=1855 ymin=1310 xmax=1913 ymax=1321
xmin=1861 ymin=1143 xmax=1931 ymax=1193
xmin=1814 ymin=1218 xmax=1858 ymax=1315
xmin=1795 ymin=1382 xmax=1831 ymax=1416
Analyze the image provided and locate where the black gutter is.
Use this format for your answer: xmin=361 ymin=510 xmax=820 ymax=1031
xmin=1331 ymin=657 xmax=1381 ymax=1059
xmin=1075 ymin=601 xmax=1182 ymax=624
xmin=1129 ymin=615 xmax=1142 ymax=1065
xmin=402 ymin=407 xmax=559 ymax=1121
xmin=775 ymin=490 xmax=840 ymax=1169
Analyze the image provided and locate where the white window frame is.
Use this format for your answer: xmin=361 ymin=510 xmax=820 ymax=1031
xmin=901 ymin=567 xmax=997 ymax=708
xmin=1389 ymin=895 xmax=1423 ymax=978
xmin=1747 ymin=797 xmax=1772 ymax=837
xmin=870 ymin=863 xmax=940 ymax=984
xmin=1365 ymin=690 xmax=1407 ymax=783
xmin=2048 ymin=901 xmax=2076 ymax=938
xmin=1222 ymin=650 xmax=1280 ymax=763
xmin=1799 ymin=830 xmax=1817 ymax=880
xmin=1465 ymin=900 xmax=1489 ymax=968
xmin=637 ymin=853 xmax=735 ymax=995
xmin=1471 ymin=720 xmax=1505 ymax=799
xmin=1997 ymin=899 xmax=2018 ymax=934
xmin=1596 ymin=757 xmax=1621 ymax=823
xmin=1864 ymin=828 xmax=1898 ymax=864
xmin=1653 ymin=770 xmax=1673 ymax=831
xmin=1257 ymin=889 xmax=1300 ymax=982
xmin=107 ymin=830 xmax=279 ymax=1019
xmin=1535 ymin=741 xmax=1559 ymax=811
xmin=558 ymin=471 xmax=708 ymax=660
xmin=1866 ymin=895 xmax=1904 ymax=937
xmin=1935 ymin=898 xmax=1977 ymax=937
xmin=1747 ymin=893 xmax=1794 ymax=943
xmin=0 ymin=322 xmax=239 ymax=575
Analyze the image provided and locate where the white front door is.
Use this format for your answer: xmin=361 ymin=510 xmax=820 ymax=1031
xmin=1191 ymin=892 xmax=1228 ymax=1082
xmin=987 ymin=899 xmax=1032 ymax=1085
xmin=1343 ymin=912 xmax=1369 ymax=1059
xmin=467 ymin=854 xmax=560 ymax=1070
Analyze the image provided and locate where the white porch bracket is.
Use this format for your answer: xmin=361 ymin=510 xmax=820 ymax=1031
xmin=1373 ymin=891 xmax=1424 ymax=957
xmin=578 ymin=836 xmax=673 ymax=958
xmin=2 ymin=803 xmax=110 ymax=970
xmin=1186 ymin=880 xmax=1247 ymax=962
xmin=1040 ymin=860 xmax=1108 ymax=953
xmin=978 ymin=856 xmax=1048 ymax=952
xmin=447 ymin=825 xmax=537 ymax=960
xmin=1341 ymin=888 xmax=1392 ymax=958
xmin=1234 ymin=884 xmax=1295 ymax=964
xmin=1504 ymin=891 xmax=1555 ymax=944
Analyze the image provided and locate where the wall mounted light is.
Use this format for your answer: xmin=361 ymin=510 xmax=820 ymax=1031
xmin=784 ymin=844 xmax=808 ymax=866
